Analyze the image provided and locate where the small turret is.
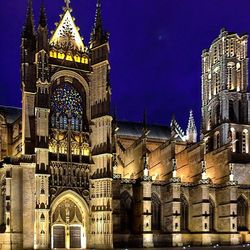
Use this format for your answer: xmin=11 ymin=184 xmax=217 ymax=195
xmin=143 ymin=153 xmax=149 ymax=177
xmin=37 ymin=0 xmax=48 ymax=52
xmin=170 ymin=114 xmax=185 ymax=141
xmin=172 ymin=158 xmax=177 ymax=178
xmin=142 ymin=110 xmax=150 ymax=136
xmin=186 ymin=110 xmax=197 ymax=143
xmin=201 ymin=160 xmax=207 ymax=180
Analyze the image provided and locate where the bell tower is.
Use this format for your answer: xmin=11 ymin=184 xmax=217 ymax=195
xmin=89 ymin=0 xmax=113 ymax=248
xmin=201 ymin=29 xmax=250 ymax=153
xmin=21 ymin=0 xmax=37 ymax=155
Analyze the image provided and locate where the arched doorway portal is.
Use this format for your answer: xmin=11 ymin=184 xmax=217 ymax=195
xmin=50 ymin=190 xmax=89 ymax=249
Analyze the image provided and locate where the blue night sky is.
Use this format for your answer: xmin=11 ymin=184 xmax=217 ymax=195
xmin=0 ymin=0 xmax=250 ymax=131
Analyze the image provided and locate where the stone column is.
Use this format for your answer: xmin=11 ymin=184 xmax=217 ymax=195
xmin=22 ymin=163 xmax=36 ymax=249
xmin=137 ymin=176 xmax=153 ymax=248
xmin=217 ymin=182 xmax=239 ymax=245
xmin=5 ymin=167 xmax=11 ymax=233
xmin=190 ymin=161 xmax=211 ymax=245
xmin=163 ymin=175 xmax=182 ymax=246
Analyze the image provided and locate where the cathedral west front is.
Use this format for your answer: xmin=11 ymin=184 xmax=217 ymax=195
xmin=0 ymin=0 xmax=250 ymax=249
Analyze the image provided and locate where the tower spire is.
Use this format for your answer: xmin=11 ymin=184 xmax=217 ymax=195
xmin=142 ymin=109 xmax=149 ymax=136
xmin=22 ymin=0 xmax=35 ymax=38
xmin=186 ymin=109 xmax=197 ymax=143
xmin=37 ymin=0 xmax=48 ymax=52
xmin=38 ymin=0 xmax=47 ymax=28
xmin=90 ymin=0 xmax=109 ymax=48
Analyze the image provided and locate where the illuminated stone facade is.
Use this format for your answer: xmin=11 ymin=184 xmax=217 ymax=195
xmin=0 ymin=1 xmax=250 ymax=249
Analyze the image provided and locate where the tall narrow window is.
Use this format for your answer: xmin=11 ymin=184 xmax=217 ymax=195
xmin=227 ymin=66 xmax=233 ymax=90
xmin=120 ymin=192 xmax=133 ymax=233
xmin=215 ymin=72 xmax=220 ymax=94
xmin=208 ymin=110 xmax=212 ymax=131
xmin=209 ymin=199 xmax=215 ymax=232
xmin=236 ymin=132 xmax=240 ymax=153
xmin=214 ymin=132 xmax=220 ymax=149
xmin=180 ymin=194 xmax=189 ymax=231
xmin=230 ymin=128 xmax=236 ymax=152
xmin=237 ymin=196 xmax=248 ymax=231
xmin=152 ymin=193 xmax=161 ymax=231
xmin=229 ymin=100 xmax=237 ymax=122
xmin=215 ymin=105 xmax=220 ymax=125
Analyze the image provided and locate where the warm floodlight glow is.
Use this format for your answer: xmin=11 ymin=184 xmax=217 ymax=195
xmin=50 ymin=10 xmax=84 ymax=51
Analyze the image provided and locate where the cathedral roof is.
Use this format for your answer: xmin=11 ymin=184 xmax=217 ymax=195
xmin=0 ymin=106 xmax=172 ymax=140
xmin=117 ymin=121 xmax=171 ymax=140
xmin=0 ymin=106 xmax=22 ymax=124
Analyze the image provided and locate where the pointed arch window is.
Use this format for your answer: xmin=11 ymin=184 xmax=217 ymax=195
xmin=237 ymin=196 xmax=248 ymax=231
xmin=227 ymin=63 xmax=235 ymax=90
xmin=214 ymin=70 xmax=220 ymax=95
xmin=120 ymin=191 xmax=133 ymax=233
xmin=152 ymin=193 xmax=161 ymax=231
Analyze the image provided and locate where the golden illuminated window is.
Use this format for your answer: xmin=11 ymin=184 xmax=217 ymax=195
xmin=83 ymin=147 xmax=90 ymax=156
xmin=74 ymin=55 xmax=81 ymax=63
xmin=81 ymin=57 xmax=89 ymax=64
xmin=66 ymin=54 xmax=73 ymax=61
xmin=50 ymin=51 xmax=57 ymax=58
xmin=58 ymin=52 xmax=65 ymax=59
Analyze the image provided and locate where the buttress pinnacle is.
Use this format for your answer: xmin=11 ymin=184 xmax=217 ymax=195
xmin=22 ymin=0 xmax=35 ymax=38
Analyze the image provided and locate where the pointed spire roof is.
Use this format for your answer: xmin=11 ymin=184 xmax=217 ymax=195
xmin=142 ymin=109 xmax=150 ymax=136
xmin=38 ymin=0 xmax=47 ymax=28
xmin=187 ymin=110 xmax=197 ymax=132
xmin=50 ymin=0 xmax=85 ymax=51
xmin=95 ymin=0 xmax=102 ymax=29
xmin=112 ymin=107 xmax=119 ymax=132
xmin=22 ymin=0 xmax=35 ymax=38
xmin=90 ymin=0 xmax=109 ymax=47
xmin=186 ymin=109 xmax=197 ymax=143
xmin=170 ymin=114 xmax=185 ymax=141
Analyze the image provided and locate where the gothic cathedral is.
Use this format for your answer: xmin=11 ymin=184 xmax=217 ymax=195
xmin=0 ymin=0 xmax=250 ymax=249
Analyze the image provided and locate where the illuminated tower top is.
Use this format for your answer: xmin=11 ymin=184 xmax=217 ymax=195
xmin=201 ymin=29 xmax=249 ymax=134
xmin=50 ymin=0 xmax=85 ymax=51
xmin=202 ymin=29 xmax=248 ymax=108
xmin=201 ymin=29 xmax=250 ymax=154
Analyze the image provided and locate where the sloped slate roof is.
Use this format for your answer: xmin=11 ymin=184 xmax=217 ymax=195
xmin=0 ymin=106 xmax=22 ymax=124
xmin=117 ymin=121 xmax=171 ymax=140
xmin=0 ymin=106 xmax=172 ymax=140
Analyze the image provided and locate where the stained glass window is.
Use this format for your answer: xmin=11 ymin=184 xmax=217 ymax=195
xmin=51 ymin=83 xmax=83 ymax=131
